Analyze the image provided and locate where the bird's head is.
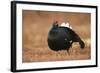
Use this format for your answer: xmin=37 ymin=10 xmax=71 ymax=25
xmin=52 ymin=20 xmax=59 ymax=29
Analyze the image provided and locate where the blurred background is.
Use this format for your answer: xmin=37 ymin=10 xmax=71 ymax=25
xmin=22 ymin=10 xmax=91 ymax=63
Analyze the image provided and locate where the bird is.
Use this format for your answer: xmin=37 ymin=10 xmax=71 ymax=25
xmin=47 ymin=21 xmax=85 ymax=54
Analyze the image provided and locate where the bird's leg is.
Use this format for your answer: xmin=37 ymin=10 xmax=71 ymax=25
xmin=67 ymin=49 xmax=70 ymax=55
xmin=63 ymin=50 xmax=67 ymax=55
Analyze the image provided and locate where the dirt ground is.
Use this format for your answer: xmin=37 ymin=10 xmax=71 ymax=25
xmin=22 ymin=10 xmax=91 ymax=63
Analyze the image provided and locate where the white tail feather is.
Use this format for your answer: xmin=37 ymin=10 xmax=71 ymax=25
xmin=60 ymin=22 xmax=72 ymax=29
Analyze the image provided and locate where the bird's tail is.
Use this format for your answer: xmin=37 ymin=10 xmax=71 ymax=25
xmin=79 ymin=39 xmax=85 ymax=49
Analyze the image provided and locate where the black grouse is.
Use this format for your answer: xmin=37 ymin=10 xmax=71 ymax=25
xmin=47 ymin=21 xmax=85 ymax=54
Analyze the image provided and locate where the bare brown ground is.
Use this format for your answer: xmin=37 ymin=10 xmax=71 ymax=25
xmin=22 ymin=10 xmax=91 ymax=63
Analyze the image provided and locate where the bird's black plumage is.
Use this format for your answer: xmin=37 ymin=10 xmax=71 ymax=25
xmin=47 ymin=21 xmax=85 ymax=54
